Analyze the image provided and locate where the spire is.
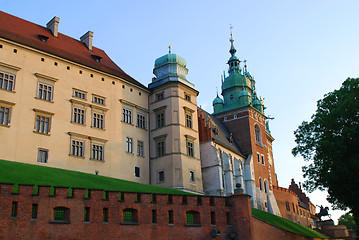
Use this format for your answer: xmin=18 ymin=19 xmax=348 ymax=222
xmin=229 ymin=25 xmax=237 ymax=57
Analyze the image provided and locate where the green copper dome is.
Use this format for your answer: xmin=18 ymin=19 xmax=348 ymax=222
xmin=239 ymin=88 xmax=250 ymax=97
xmin=222 ymin=72 xmax=248 ymax=91
xmin=213 ymin=95 xmax=224 ymax=105
xmin=154 ymin=52 xmax=186 ymax=68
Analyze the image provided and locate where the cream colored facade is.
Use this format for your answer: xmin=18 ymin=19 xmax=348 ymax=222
xmin=149 ymin=82 xmax=203 ymax=193
xmin=0 ymin=26 xmax=150 ymax=184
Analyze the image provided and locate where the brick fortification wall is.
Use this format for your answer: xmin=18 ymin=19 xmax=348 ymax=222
xmin=0 ymin=183 xmax=253 ymax=240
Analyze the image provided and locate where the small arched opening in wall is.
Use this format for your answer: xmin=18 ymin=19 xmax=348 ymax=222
xmin=259 ymin=178 xmax=263 ymax=191
xmin=254 ymin=124 xmax=262 ymax=145
xmin=264 ymin=179 xmax=269 ymax=193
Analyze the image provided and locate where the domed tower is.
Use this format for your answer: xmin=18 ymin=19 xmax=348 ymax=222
xmin=149 ymin=47 xmax=203 ymax=194
xmin=212 ymin=33 xmax=280 ymax=215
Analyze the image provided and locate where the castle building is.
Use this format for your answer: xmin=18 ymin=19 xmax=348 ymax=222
xmin=0 ymin=10 xmax=316 ymax=226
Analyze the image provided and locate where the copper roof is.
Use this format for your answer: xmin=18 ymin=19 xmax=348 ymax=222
xmin=0 ymin=11 xmax=147 ymax=89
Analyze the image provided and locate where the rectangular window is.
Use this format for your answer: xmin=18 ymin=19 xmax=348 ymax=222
xmin=185 ymin=113 xmax=192 ymax=128
xmin=257 ymin=153 xmax=260 ymax=163
xmin=0 ymin=72 xmax=15 ymax=91
xmin=11 ymin=201 xmax=18 ymax=217
xmin=84 ymin=207 xmax=90 ymax=222
xmin=92 ymin=95 xmax=105 ymax=105
xmin=135 ymin=166 xmax=141 ymax=178
xmin=152 ymin=210 xmax=157 ymax=224
xmin=156 ymin=92 xmax=164 ymax=101
xmin=210 ymin=212 xmax=216 ymax=225
xmin=137 ymin=141 xmax=144 ymax=157
xmin=38 ymin=83 xmax=53 ymax=101
xmin=168 ymin=210 xmax=174 ymax=224
xmin=190 ymin=170 xmax=195 ymax=182
xmin=158 ymin=171 xmax=165 ymax=183
xmin=92 ymin=112 xmax=104 ymax=129
xmin=73 ymin=107 xmax=85 ymax=124
xmin=185 ymin=93 xmax=191 ymax=101
xmin=226 ymin=212 xmax=231 ymax=225
xmin=122 ymin=108 xmax=132 ymax=124
xmin=156 ymin=139 xmax=165 ymax=157
xmin=37 ymin=149 xmax=48 ymax=163
xmin=123 ymin=210 xmax=132 ymax=222
xmin=91 ymin=143 xmax=104 ymax=161
xmin=186 ymin=212 xmax=194 ymax=224
xmin=0 ymin=105 xmax=11 ymax=125
xmin=103 ymin=208 xmax=108 ymax=222
xmin=126 ymin=137 xmax=133 ymax=153
xmin=35 ymin=114 xmax=51 ymax=134
xmin=54 ymin=208 xmax=65 ymax=220
xmin=71 ymin=140 xmax=84 ymax=157
xmin=73 ymin=89 xmax=86 ymax=100
xmin=261 ymin=155 xmax=265 ymax=165
xmin=156 ymin=112 xmax=165 ymax=128
xmin=187 ymin=140 xmax=194 ymax=157
xmin=32 ymin=204 xmax=38 ymax=219
xmin=137 ymin=113 xmax=146 ymax=129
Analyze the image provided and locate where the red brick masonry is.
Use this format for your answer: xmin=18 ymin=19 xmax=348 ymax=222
xmin=0 ymin=183 xmax=254 ymax=240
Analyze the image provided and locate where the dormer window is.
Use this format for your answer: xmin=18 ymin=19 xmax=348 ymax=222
xmin=38 ymin=35 xmax=49 ymax=43
xmin=91 ymin=55 xmax=102 ymax=63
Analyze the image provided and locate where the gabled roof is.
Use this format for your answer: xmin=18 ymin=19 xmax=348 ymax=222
xmin=0 ymin=11 xmax=146 ymax=89
xmin=199 ymin=109 xmax=245 ymax=158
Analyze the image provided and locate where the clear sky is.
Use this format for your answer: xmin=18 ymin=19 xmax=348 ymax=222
xmin=2 ymin=0 xmax=359 ymax=223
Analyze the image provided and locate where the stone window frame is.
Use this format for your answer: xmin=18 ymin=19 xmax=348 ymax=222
xmin=69 ymin=134 xmax=86 ymax=158
xmin=134 ymin=166 xmax=141 ymax=178
xmin=91 ymin=105 xmax=107 ymax=130
xmin=184 ymin=92 xmax=191 ymax=102
xmin=0 ymin=62 xmax=21 ymax=92
xmin=137 ymin=140 xmax=144 ymax=157
xmin=70 ymin=99 xmax=89 ymax=126
xmin=183 ymin=106 xmax=194 ymax=129
xmin=185 ymin=135 xmax=196 ymax=158
xmin=33 ymin=108 xmax=54 ymax=135
xmin=189 ymin=170 xmax=195 ymax=182
xmin=72 ymin=88 xmax=87 ymax=100
xmin=90 ymin=137 xmax=107 ymax=162
xmin=37 ymin=148 xmax=49 ymax=163
xmin=92 ymin=94 xmax=106 ymax=105
xmin=126 ymin=137 xmax=133 ymax=153
xmin=154 ymin=134 xmax=167 ymax=157
xmin=35 ymin=73 xmax=58 ymax=102
xmin=136 ymin=111 xmax=147 ymax=130
xmin=153 ymin=106 xmax=167 ymax=129
xmin=254 ymin=124 xmax=262 ymax=145
xmin=155 ymin=91 xmax=164 ymax=101
xmin=0 ymin=100 xmax=15 ymax=127
xmin=157 ymin=170 xmax=165 ymax=183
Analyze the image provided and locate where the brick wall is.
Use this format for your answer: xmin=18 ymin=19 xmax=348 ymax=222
xmin=0 ymin=183 xmax=253 ymax=240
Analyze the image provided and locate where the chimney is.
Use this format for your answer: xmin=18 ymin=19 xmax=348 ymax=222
xmin=80 ymin=31 xmax=93 ymax=51
xmin=46 ymin=17 xmax=60 ymax=37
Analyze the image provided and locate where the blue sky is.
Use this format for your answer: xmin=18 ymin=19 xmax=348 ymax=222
xmin=2 ymin=0 xmax=359 ymax=222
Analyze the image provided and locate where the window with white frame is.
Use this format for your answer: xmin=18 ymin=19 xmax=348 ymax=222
xmin=33 ymin=109 xmax=53 ymax=134
xmin=70 ymin=139 xmax=85 ymax=157
xmin=72 ymin=104 xmax=86 ymax=125
xmin=37 ymin=148 xmax=48 ymax=163
xmin=137 ymin=141 xmax=144 ymax=157
xmin=91 ymin=143 xmax=104 ymax=161
xmin=156 ymin=139 xmax=165 ymax=157
xmin=73 ymin=89 xmax=87 ymax=100
xmin=126 ymin=137 xmax=133 ymax=153
xmin=0 ymin=100 xmax=14 ymax=126
xmin=0 ymin=62 xmax=20 ymax=92
xmin=92 ymin=95 xmax=105 ymax=105
xmin=137 ymin=113 xmax=146 ymax=129
xmin=35 ymin=73 xmax=58 ymax=102
xmin=92 ymin=112 xmax=104 ymax=129
xmin=123 ymin=108 xmax=132 ymax=124
xmin=186 ymin=139 xmax=194 ymax=157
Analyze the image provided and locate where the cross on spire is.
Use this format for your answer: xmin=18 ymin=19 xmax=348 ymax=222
xmin=169 ymin=45 xmax=171 ymax=54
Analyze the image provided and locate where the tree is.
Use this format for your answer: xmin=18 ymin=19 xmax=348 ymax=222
xmin=338 ymin=212 xmax=357 ymax=230
xmin=292 ymin=78 xmax=359 ymax=226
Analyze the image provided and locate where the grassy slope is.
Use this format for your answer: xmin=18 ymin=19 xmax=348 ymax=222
xmin=0 ymin=159 xmax=191 ymax=195
xmin=252 ymin=208 xmax=327 ymax=238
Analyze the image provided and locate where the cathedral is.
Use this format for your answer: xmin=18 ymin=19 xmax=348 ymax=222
xmin=0 ymin=11 xmax=316 ymax=227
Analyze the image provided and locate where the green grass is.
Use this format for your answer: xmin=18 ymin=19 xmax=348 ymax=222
xmin=252 ymin=208 xmax=327 ymax=238
xmin=0 ymin=159 xmax=192 ymax=195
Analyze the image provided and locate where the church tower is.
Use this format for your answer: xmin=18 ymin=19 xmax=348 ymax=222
xmin=148 ymin=47 xmax=203 ymax=194
xmin=212 ymin=34 xmax=280 ymax=215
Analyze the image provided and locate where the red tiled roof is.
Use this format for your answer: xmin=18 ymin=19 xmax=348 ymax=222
xmin=0 ymin=11 xmax=147 ymax=89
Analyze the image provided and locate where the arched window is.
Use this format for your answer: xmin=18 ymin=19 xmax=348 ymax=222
xmin=255 ymin=124 xmax=262 ymax=145
xmin=186 ymin=210 xmax=200 ymax=225
xmin=259 ymin=178 xmax=263 ymax=191
xmin=264 ymin=180 xmax=269 ymax=193
xmin=123 ymin=208 xmax=138 ymax=224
